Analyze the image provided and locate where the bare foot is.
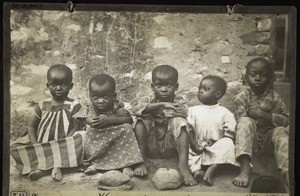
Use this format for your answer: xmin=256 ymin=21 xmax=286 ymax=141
xmin=203 ymin=164 xmax=218 ymax=186
xmin=28 ymin=169 xmax=47 ymax=180
xmin=179 ymin=164 xmax=197 ymax=186
xmin=84 ymin=165 xmax=97 ymax=175
xmin=123 ymin=167 xmax=134 ymax=178
xmin=193 ymin=169 xmax=204 ymax=182
xmin=233 ymin=162 xmax=251 ymax=187
xmin=51 ymin=167 xmax=62 ymax=181
xmin=133 ymin=163 xmax=148 ymax=177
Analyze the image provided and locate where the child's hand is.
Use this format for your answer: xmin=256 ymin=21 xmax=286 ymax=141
xmin=116 ymin=108 xmax=130 ymax=116
xmin=247 ymin=107 xmax=266 ymax=119
xmin=91 ymin=115 xmax=112 ymax=128
xmin=86 ymin=116 xmax=93 ymax=125
xmin=162 ymin=102 xmax=182 ymax=112
xmin=192 ymin=144 xmax=203 ymax=155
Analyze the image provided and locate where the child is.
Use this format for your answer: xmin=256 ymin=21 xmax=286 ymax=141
xmin=74 ymin=74 xmax=144 ymax=177
xmin=10 ymin=64 xmax=85 ymax=181
xmin=187 ymin=75 xmax=239 ymax=186
xmin=233 ymin=57 xmax=289 ymax=188
xmin=133 ymin=65 xmax=197 ymax=186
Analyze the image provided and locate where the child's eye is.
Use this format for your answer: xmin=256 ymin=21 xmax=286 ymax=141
xmin=92 ymin=96 xmax=99 ymax=100
xmin=155 ymin=84 xmax=162 ymax=88
xmin=104 ymin=96 xmax=110 ymax=99
xmin=167 ymin=84 xmax=173 ymax=88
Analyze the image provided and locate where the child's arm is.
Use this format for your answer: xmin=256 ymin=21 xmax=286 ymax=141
xmin=222 ymin=110 xmax=237 ymax=140
xmin=132 ymin=96 xmax=181 ymax=115
xmin=248 ymin=92 xmax=289 ymax=127
xmin=67 ymin=118 xmax=83 ymax=136
xmin=27 ymin=105 xmax=42 ymax=144
xmin=234 ymin=92 xmax=249 ymax=120
xmin=91 ymin=108 xmax=133 ymax=128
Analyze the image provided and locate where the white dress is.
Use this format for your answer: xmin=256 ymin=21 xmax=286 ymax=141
xmin=187 ymin=103 xmax=240 ymax=172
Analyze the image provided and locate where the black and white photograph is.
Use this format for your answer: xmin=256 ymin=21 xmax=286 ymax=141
xmin=3 ymin=3 xmax=296 ymax=196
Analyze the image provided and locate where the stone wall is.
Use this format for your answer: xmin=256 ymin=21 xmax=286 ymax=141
xmin=10 ymin=11 xmax=278 ymax=140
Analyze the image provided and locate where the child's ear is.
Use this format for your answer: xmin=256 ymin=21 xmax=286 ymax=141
xmin=69 ymin=83 xmax=74 ymax=90
xmin=151 ymin=83 xmax=154 ymax=91
xmin=113 ymin=93 xmax=117 ymax=100
xmin=215 ymin=90 xmax=223 ymax=99
xmin=175 ymin=83 xmax=179 ymax=91
xmin=46 ymin=83 xmax=50 ymax=89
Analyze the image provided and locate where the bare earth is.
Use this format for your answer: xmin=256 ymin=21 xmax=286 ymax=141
xmin=10 ymin=155 xmax=282 ymax=193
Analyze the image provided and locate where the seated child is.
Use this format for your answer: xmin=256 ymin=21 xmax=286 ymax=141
xmin=233 ymin=57 xmax=289 ymax=188
xmin=74 ymin=74 xmax=144 ymax=177
xmin=133 ymin=65 xmax=197 ymax=186
xmin=187 ymin=75 xmax=239 ymax=186
xmin=10 ymin=64 xmax=85 ymax=181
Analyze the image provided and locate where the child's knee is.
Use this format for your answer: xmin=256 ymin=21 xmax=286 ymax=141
xmin=237 ymin=117 xmax=255 ymax=126
xmin=272 ymin=127 xmax=288 ymax=143
xmin=134 ymin=120 xmax=147 ymax=134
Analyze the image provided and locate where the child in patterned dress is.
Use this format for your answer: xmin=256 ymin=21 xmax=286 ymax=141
xmin=10 ymin=64 xmax=84 ymax=181
xmin=74 ymin=74 xmax=144 ymax=177
xmin=187 ymin=75 xmax=239 ymax=186
xmin=233 ymin=57 xmax=289 ymax=188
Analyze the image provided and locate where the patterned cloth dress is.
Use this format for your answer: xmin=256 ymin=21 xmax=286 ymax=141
xmin=10 ymin=98 xmax=85 ymax=174
xmin=74 ymin=101 xmax=143 ymax=170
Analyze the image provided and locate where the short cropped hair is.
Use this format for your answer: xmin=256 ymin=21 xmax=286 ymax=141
xmin=202 ymin=75 xmax=227 ymax=97
xmin=152 ymin=65 xmax=178 ymax=83
xmin=250 ymin=176 xmax=286 ymax=193
xmin=89 ymin=74 xmax=116 ymax=93
xmin=246 ymin=57 xmax=273 ymax=75
xmin=47 ymin=64 xmax=73 ymax=83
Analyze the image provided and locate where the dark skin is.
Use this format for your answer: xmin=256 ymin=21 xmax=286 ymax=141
xmin=134 ymin=72 xmax=197 ymax=185
xmin=233 ymin=61 xmax=273 ymax=187
xmin=27 ymin=70 xmax=81 ymax=181
xmin=87 ymin=82 xmax=133 ymax=128
xmin=85 ymin=82 xmax=141 ymax=177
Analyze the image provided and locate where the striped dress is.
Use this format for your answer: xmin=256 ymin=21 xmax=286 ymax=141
xmin=10 ymin=98 xmax=86 ymax=174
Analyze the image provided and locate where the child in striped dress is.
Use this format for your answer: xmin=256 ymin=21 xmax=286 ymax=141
xmin=10 ymin=64 xmax=84 ymax=181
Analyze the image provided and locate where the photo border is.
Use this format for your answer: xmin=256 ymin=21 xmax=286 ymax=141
xmin=3 ymin=2 xmax=297 ymax=196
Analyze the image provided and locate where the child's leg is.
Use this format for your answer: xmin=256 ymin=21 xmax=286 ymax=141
xmin=203 ymin=164 xmax=219 ymax=186
xmin=272 ymin=127 xmax=289 ymax=187
xmin=52 ymin=167 xmax=62 ymax=181
xmin=133 ymin=120 xmax=148 ymax=176
xmin=233 ymin=117 xmax=256 ymax=187
xmin=177 ymin=126 xmax=197 ymax=186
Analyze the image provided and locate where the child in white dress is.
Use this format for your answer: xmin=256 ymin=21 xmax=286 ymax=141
xmin=187 ymin=75 xmax=239 ymax=186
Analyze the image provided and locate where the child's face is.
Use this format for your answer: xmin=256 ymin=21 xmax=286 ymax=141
xmin=47 ymin=71 xmax=73 ymax=101
xmin=198 ymin=79 xmax=219 ymax=105
xmin=151 ymin=73 xmax=178 ymax=102
xmin=246 ymin=61 xmax=270 ymax=94
xmin=90 ymin=82 xmax=116 ymax=113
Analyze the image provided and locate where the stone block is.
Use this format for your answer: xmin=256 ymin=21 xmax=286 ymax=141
xmin=153 ymin=36 xmax=173 ymax=49
xmin=240 ymin=32 xmax=270 ymax=45
xmin=248 ymin=44 xmax=270 ymax=56
xmin=257 ymin=19 xmax=272 ymax=31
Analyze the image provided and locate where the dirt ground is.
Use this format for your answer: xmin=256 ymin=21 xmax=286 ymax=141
xmin=11 ymin=156 xmax=282 ymax=194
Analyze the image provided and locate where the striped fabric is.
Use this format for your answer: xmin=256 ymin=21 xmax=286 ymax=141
xmin=10 ymin=132 xmax=85 ymax=174
xmin=36 ymin=98 xmax=81 ymax=143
